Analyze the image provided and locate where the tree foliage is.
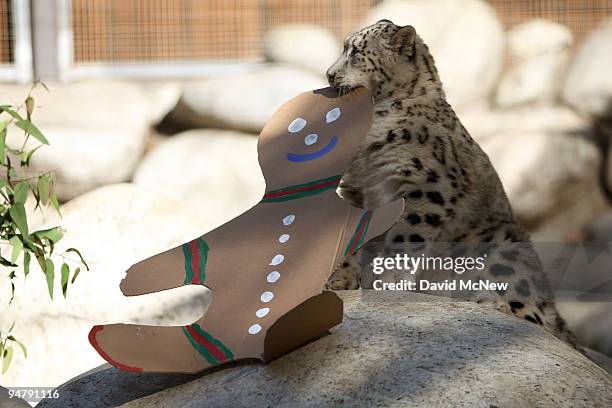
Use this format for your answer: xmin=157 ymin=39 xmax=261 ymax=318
xmin=0 ymin=86 xmax=89 ymax=373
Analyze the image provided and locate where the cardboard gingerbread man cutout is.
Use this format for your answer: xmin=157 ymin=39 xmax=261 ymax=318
xmin=89 ymin=87 xmax=403 ymax=373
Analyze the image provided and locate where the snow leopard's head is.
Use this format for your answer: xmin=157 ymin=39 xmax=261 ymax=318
xmin=327 ymin=19 xmax=439 ymax=101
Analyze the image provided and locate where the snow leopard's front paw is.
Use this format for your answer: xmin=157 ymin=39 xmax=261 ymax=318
xmin=326 ymin=258 xmax=361 ymax=290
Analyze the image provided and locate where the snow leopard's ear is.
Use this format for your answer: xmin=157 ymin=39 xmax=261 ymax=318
xmin=391 ymin=25 xmax=416 ymax=58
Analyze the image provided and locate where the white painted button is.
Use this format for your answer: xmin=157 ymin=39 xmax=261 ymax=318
xmin=270 ymin=254 xmax=284 ymax=266
xmin=288 ymin=118 xmax=307 ymax=133
xmin=261 ymin=291 xmax=274 ymax=302
xmin=278 ymin=234 xmax=290 ymax=243
xmin=248 ymin=324 xmax=262 ymax=334
xmin=256 ymin=308 xmax=270 ymax=318
xmin=267 ymin=271 xmax=281 ymax=283
xmin=326 ymin=107 xmax=341 ymax=123
xmin=282 ymin=214 xmax=295 ymax=225
xmin=304 ymin=133 xmax=318 ymax=146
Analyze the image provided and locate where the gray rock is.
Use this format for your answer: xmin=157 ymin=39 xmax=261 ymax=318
xmin=496 ymin=20 xmax=573 ymax=108
xmin=364 ymin=0 xmax=504 ymax=109
xmin=40 ymin=291 xmax=612 ymax=408
xmin=133 ymin=129 xmax=265 ymax=230
xmin=264 ymin=24 xmax=340 ymax=75
xmin=563 ymin=17 xmax=612 ymax=117
xmin=481 ymin=131 xmax=608 ymax=241
xmin=167 ymin=65 xmax=327 ymax=133
xmin=0 ymin=387 xmax=30 ymax=407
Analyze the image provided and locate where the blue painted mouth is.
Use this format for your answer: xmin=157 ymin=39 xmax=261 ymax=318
xmin=287 ymin=136 xmax=338 ymax=163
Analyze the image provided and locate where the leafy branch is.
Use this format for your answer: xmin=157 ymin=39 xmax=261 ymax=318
xmin=0 ymin=87 xmax=89 ymax=373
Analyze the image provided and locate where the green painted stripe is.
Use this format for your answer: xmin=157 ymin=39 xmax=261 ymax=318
xmin=196 ymin=238 xmax=209 ymax=284
xmin=355 ymin=211 xmax=373 ymax=250
xmin=182 ymin=242 xmax=194 ymax=284
xmin=262 ymin=183 xmax=338 ymax=202
xmin=192 ymin=324 xmax=234 ymax=360
xmin=182 ymin=326 xmax=219 ymax=365
xmin=267 ymin=175 xmax=341 ymax=194
xmin=343 ymin=210 xmax=372 ymax=257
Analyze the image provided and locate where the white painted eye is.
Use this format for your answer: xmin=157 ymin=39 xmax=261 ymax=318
xmin=288 ymin=117 xmax=307 ymax=133
xmin=282 ymin=214 xmax=295 ymax=225
xmin=326 ymin=107 xmax=341 ymax=123
xmin=256 ymin=308 xmax=270 ymax=318
xmin=304 ymin=133 xmax=318 ymax=146
xmin=278 ymin=234 xmax=290 ymax=243
xmin=248 ymin=324 xmax=262 ymax=334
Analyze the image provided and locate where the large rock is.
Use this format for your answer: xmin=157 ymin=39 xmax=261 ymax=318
xmin=264 ymin=24 xmax=340 ymax=75
xmin=563 ymin=18 xmax=612 ymax=117
xmin=496 ymin=20 xmax=573 ymax=108
xmin=0 ymin=183 xmax=212 ymax=389
xmin=1 ymin=81 xmax=162 ymax=200
xmin=364 ymin=0 xmax=504 ymax=109
xmin=21 ymin=125 xmax=147 ymax=200
xmin=481 ymin=132 xmax=608 ymax=241
xmin=459 ymin=105 xmax=587 ymax=143
xmin=165 ymin=65 xmax=327 ymax=133
xmin=40 ymin=291 xmax=612 ymax=408
xmin=133 ymin=129 xmax=265 ymax=231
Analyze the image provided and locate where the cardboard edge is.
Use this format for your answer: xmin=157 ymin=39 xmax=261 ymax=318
xmin=263 ymin=291 xmax=344 ymax=362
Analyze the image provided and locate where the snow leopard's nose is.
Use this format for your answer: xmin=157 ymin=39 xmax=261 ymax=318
xmin=326 ymin=70 xmax=336 ymax=86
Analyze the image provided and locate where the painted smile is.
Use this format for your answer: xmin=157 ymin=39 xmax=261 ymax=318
xmin=286 ymin=136 xmax=338 ymax=163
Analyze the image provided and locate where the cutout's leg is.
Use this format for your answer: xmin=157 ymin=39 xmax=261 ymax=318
xmin=264 ymin=291 xmax=343 ymax=361
xmin=88 ymin=322 xmax=229 ymax=373
xmin=121 ymin=237 xmax=209 ymax=296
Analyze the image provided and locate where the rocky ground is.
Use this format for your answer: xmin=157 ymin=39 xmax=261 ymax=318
xmin=1 ymin=0 xmax=612 ymax=403
xmin=38 ymin=292 xmax=612 ymax=408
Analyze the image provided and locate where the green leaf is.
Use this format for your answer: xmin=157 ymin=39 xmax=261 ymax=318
xmin=9 ymin=236 xmax=23 ymax=263
xmin=33 ymin=227 xmax=63 ymax=243
xmin=8 ymin=203 xmax=28 ymax=237
xmin=15 ymin=119 xmax=49 ymax=145
xmin=0 ymin=105 xmax=24 ymax=121
xmin=26 ymin=96 xmax=34 ymax=117
xmin=0 ymin=119 xmax=7 ymax=132
xmin=2 ymin=346 xmax=13 ymax=374
xmin=37 ymin=175 xmax=50 ymax=205
xmin=0 ymin=127 xmax=6 ymax=164
xmin=71 ymin=267 xmax=81 ymax=284
xmin=50 ymin=191 xmax=60 ymax=215
xmin=61 ymin=263 xmax=69 ymax=298
xmin=7 ymin=336 xmax=27 ymax=359
xmin=66 ymin=247 xmax=89 ymax=270
xmin=45 ymin=259 xmax=54 ymax=299
xmin=23 ymin=251 xmax=30 ymax=277
xmin=13 ymin=181 xmax=29 ymax=204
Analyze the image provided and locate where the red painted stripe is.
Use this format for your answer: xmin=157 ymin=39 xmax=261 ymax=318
xmin=348 ymin=212 xmax=371 ymax=255
xmin=186 ymin=326 xmax=228 ymax=363
xmin=189 ymin=240 xmax=201 ymax=284
xmin=264 ymin=179 xmax=339 ymax=199
xmin=88 ymin=325 xmax=143 ymax=373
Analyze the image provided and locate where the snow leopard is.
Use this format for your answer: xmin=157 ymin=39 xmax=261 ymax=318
xmin=325 ymin=19 xmax=581 ymax=350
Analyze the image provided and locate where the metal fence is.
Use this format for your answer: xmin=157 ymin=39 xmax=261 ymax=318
xmin=0 ymin=0 xmax=30 ymax=82
xmin=2 ymin=0 xmax=612 ymax=82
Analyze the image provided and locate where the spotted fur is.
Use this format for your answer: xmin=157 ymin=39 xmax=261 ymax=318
xmin=325 ymin=20 xmax=581 ymax=350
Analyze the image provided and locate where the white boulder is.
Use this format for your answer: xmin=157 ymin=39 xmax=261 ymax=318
xmin=563 ymin=17 xmax=612 ymax=117
xmin=264 ymin=24 xmax=340 ymax=75
xmin=364 ymin=0 xmax=505 ymax=109
xmin=168 ymin=65 xmax=327 ymax=133
xmin=133 ymin=129 xmax=265 ymax=232
xmin=496 ymin=20 xmax=573 ymax=108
